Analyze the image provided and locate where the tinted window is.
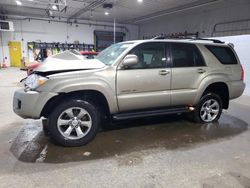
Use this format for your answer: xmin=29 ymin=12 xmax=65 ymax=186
xmin=206 ymin=45 xmax=238 ymax=65
xmin=129 ymin=42 xmax=166 ymax=69
xmin=171 ymin=43 xmax=205 ymax=67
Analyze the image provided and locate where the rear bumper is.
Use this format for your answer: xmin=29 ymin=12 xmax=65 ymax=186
xmin=13 ymin=89 xmax=57 ymax=119
xmin=230 ymin=81 xmax=246 ymax=99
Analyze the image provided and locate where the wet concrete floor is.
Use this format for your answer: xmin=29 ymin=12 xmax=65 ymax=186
xmin=10 ymin=113 xmax=248 ymax=164
xmin=1 ymin=68 xmax=250 ymax=187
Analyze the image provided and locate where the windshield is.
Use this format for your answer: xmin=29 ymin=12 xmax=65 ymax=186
xmin=96 ymin=42 xmax=134 ymax=65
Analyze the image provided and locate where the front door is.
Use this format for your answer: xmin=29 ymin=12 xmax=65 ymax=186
xmin=116 ymin=42 xmax=171 ymax=112
xmin=8 ymin=41 xmax=22 ymax=67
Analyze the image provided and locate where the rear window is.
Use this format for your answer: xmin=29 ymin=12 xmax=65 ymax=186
xmin=206 ymin=45 xmax=238 ymax=65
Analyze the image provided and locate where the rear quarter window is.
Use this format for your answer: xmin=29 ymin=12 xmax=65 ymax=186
xmin=206 ymin=45 xmax=238 ymax=65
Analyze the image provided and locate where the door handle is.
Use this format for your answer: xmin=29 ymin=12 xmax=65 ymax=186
xmin=159 ymin=70 xmax=170 ymax=75
xmin=197 ymin=68 xmax=206 ymax=74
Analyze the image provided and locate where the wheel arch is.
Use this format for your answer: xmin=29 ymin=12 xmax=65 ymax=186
xmin=200 ymin=82 xmax=229 ymax=109
xmin=41 ymin=90 xmax=111 ymax=119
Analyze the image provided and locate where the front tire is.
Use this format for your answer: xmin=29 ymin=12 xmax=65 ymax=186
xmin=42 ymin=119 xmax=49 ymax=136
xmin=193 ymin=93 xmax=223 ymax=123
xmin=48 ymin=99 xmax=100 ymax=147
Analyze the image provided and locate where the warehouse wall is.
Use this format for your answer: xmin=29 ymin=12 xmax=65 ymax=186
xmin=139 ymin=0 xmax=250 ymax=39
xmin=0 ymin=19 xmax=139 ymax=66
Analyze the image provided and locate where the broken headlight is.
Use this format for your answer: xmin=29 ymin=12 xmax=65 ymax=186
xmin=24 ymin=74 xmax=48 ymax=91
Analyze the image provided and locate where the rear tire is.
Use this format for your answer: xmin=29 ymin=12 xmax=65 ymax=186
xmin=193 ymin=93 xmax=223 ymax=123
xmin=48 ymin=99 xmax=100 ymax=147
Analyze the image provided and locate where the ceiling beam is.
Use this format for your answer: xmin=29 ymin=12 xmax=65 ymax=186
xmin=130 ymin=0 xmax=221 ymax=23
xmin=0 ymin=3 xmax=68 ymax=19
xmin=2 ymin=14 xmax=128 ymax=31
xmin=67 ymin=0 xmax=106 ymax=21
xmin=0 ymin=1 xmax=68 ymax=14
xmin=0 ymin=4 xmax=47 ymax=12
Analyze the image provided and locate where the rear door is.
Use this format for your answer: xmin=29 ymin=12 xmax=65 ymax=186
xmin=116 ymin=42 xmax=171 ymax=112
xmin=170 ymin=42 xmax=208 ymax=106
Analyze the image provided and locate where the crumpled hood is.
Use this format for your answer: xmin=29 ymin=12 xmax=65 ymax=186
xmin=34 ymin=53 xmax=105 ymax=73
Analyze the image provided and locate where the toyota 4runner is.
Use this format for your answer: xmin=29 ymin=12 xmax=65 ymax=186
xmin=13 ymin=38 xmax=245 ymax=146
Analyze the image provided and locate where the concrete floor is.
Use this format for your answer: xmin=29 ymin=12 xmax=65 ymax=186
xmin=0 ymin=68 xmax=250 ymax=188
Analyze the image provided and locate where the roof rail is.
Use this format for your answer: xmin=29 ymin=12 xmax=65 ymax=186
xmin=190 ymin=37 xmax=225 ymax=44
xmin=151 ymin=36 xmax=225 ymax=44
xmin=151 ymin=36 xmax=166 ymax=40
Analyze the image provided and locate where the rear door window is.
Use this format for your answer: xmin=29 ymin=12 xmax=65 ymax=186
xmin=171 ymin=43 xmax=205 ymax=67
xmin=206 ymin=45 xmax=238 ymax=65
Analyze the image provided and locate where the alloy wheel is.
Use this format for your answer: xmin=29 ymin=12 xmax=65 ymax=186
xmin=57 ymin=107 xmax=92 ymax=140
xmin=200 ymin=99 xmax=220 ymax=122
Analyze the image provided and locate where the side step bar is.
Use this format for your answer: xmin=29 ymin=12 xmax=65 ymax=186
xmin=112 ymin=107 xmax=194 ymax=121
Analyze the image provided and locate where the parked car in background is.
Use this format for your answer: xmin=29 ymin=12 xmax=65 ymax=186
xmin=26 ymin=62 xmax=40 ymax=75
xmin=13 ymin=38 xmax=245 ymax=147
xmin=80 ymin=51 xmax=98 ymax=59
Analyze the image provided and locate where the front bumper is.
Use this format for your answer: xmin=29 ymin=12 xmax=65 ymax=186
xmin=13 ymin=89 xmax=58 ymax=119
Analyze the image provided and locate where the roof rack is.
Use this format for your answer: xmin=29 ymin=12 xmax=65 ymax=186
xmin=151 ymin=36 xmax=225 ymax=44
xmin=190 ymin=37 xmax=225 ymax=44
xmin=152 ymin=36 xmax=166 ymax=40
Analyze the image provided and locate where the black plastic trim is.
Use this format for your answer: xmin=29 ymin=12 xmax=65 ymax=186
xmin=112 ymin=107 xmax=190 ymax=120
xmin=34 ymin=69 xmax=88 ymax=76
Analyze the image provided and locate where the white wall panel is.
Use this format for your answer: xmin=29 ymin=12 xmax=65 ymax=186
xmin=0 ymin=19 xmax=139 ymax=66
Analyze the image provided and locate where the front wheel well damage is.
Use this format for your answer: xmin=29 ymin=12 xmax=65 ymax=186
xmin=203 ymin=82 xmax=229 ymax=109
xmin=41 ymin=90 xmax=110 ymax=120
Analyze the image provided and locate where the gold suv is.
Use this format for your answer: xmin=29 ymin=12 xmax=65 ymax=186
xmin=13 ymin=38 xmax=245 ymax=146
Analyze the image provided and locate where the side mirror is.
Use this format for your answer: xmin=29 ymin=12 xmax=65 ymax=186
xmin=121 ymin=54 xmax=138 ymax=68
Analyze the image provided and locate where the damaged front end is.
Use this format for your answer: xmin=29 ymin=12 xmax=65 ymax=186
xmin=22 ymin=50 xmax=106 ymax=91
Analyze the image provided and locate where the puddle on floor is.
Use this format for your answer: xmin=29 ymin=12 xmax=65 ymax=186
xmin=9 ymin=114 xmax=248 ymax=163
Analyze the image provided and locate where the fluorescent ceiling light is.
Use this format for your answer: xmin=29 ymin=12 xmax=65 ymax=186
xmin=137 ymin=0 xmax=143 ymax=3
xmin=16 ymin=0 xmax=22 ymax=5
xmin=52 ymin=5 xmax=58 ymax=10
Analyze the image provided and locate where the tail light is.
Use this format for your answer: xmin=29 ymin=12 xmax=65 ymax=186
xmin=240 ymin=64 xmax=244 ymax=81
